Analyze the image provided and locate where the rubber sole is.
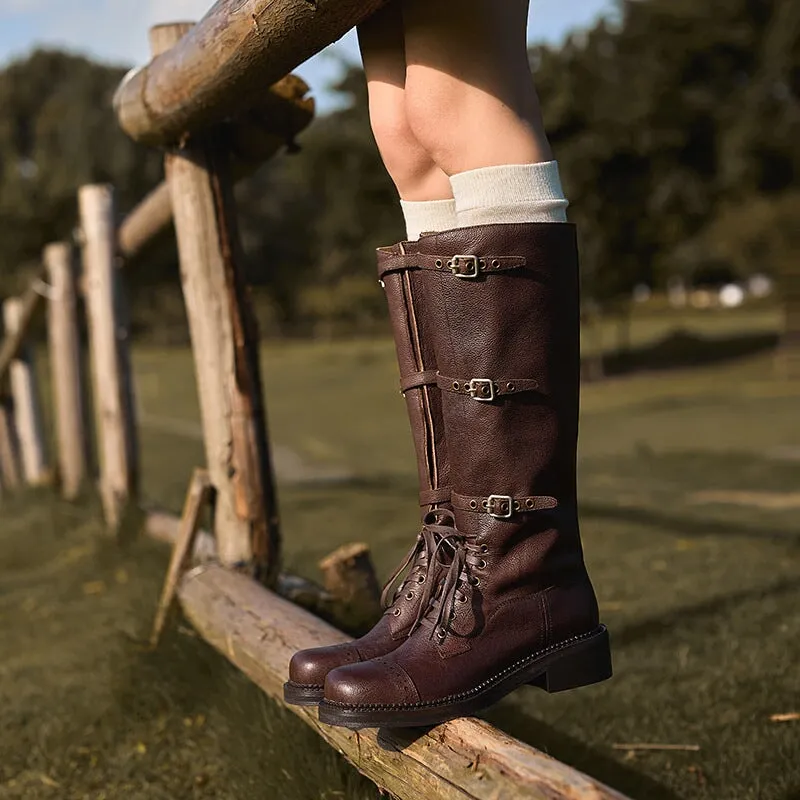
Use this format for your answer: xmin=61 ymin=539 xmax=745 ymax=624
xmin=283 ymin=680 xmax=324 ymax=706
xmin=317 ymin=625 xmax=611 ymax=729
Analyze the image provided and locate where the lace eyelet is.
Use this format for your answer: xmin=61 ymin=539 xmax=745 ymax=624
xmin=417 ymin=575 xmax=425 ymax=584
xmin=392 ymin=608 xmax=401 ymax=616
xmin=436 ymin=629 xmax=447 ymax=640
xmin=478 ymin=559 xmax=488 ymax=570
xmin=405 ymin=592 xmax=415 ymax=601
xmin=469 ymin=576 xmax=481 ymax=587
xmin=480 ymin=544 xmax=489 ymax=553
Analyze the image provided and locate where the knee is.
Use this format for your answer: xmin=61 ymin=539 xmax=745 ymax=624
xmin=368 ymin=86 xmax=440 ymax=197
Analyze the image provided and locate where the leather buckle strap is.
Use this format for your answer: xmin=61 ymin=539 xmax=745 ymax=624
xmin=377 ymin=252 xmax=527 ymax=280
xmin=400 ymin=369 xmax=439 ymax=394
xmin=437 ymin=374 xmax=540 ymax=402
xmin=419 ymin=486 xmax=452 ymax=507
xmin=452 ymin=491 xmax=557 ymax=519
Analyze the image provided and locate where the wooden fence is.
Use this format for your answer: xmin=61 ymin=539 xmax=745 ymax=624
xmin=0 ymin=3 xmax=631 ymax=798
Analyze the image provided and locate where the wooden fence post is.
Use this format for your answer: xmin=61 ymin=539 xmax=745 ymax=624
xmin=79 ymin=184 xmax=138 ymax=527
xmin=152 ymin=23 xmax=281 ymax=584
xmin=0 ymin=396 xmax=21 ymax=490
xmin=45 ymin=242 xmax=88 ymax=499
xmin=3 ymin=298 xmax=49 ymax=486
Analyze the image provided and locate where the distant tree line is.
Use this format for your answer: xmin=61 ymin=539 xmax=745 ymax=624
xmin=0 ymin=0 xmax=797 ymax=340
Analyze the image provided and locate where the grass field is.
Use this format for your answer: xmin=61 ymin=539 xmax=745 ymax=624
xmin=1 ymin=306 xmax=798 ymax=800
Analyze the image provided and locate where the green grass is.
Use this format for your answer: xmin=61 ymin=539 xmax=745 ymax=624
xmin=2 ymin=307 xmax=799 ymax=800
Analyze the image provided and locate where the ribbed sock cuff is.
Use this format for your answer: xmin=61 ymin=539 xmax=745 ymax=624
xmin=400 ymin=198 xmax=457 ymax=240
xmin=451 ymin=161 xmax=569 ymax=226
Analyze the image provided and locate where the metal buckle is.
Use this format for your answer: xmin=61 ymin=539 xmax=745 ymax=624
xmin=449 ymin=255 xmax=480 ymax=279
xmin=486 ymin=495 xmax=514 ymax=520
xmin=468 ymin=378 xmax=496 ymax=402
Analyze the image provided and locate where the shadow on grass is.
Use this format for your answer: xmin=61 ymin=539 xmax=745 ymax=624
xmin=612 ymin=574 xmax=800 ymax=649
xmin=595 ymin=331 xmax=777 ymax=378
xmin=581 ymin=501 xmax=800 ymax=545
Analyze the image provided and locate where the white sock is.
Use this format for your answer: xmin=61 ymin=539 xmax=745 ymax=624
xmin=451 ymin=161 xmax=569 ymax=226
xmin=400 ymin=198 xmax=457 ymax=240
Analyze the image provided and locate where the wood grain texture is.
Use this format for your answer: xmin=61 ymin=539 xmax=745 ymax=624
xmin=3 ymin=299 xmax=49 ymax=486
xmin=80 ymin=185 xmax=139 ymax=527
xmin=178 ymin=565 xmax=630 ymax=800
xmin=45 ymin=242 xmax=88 ymax=499
xmin=114 ymin=0 xmax=386 ymax=145
xmin=158 ymin=22 xmax=281 ymax=582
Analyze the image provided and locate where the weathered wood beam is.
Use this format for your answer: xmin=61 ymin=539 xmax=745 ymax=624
xmin=45 ymin=242 xmax=88 ymax=499
xmin=0 ymin=276 xmax=44 ymax=385
xmin=0 ymin=398 xmax=21 ymax=490
xmin=177 ymin=564 xmax=630 ymax=800
xmin=3 ymin=298 xmax=49 ymax=486
xmin=114 ymin=0 xmax=387 ymax=145
xmin=80 ymin=185 xmax=139 ymax=528
xmin=155 ymin=23 xmax=281 ymax=583
xmin=150 ymin=469 xmax=213 ymax=648
xmin=117 ymin=78 xmax=313 ymax=259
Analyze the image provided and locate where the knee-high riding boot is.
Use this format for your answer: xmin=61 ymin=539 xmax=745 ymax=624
xmin=319 ymin=223 xmax=611 ymax=728
xmin=284 ymin=240 xmax=452 ymax=706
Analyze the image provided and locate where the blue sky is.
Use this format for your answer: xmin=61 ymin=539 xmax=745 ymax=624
xmin=0 ymin=0 xmax=616 ymax=112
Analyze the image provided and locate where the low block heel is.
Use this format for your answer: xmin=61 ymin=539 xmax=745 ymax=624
xmin=529 ymin=627 xmax=612 ymax=693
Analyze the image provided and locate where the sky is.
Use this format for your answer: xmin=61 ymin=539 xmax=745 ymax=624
xmin=0 ymin=0 xmax=616 ymax=112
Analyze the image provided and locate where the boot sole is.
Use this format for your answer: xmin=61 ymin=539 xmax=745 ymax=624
xmin=318 ymin=625 xmax=611 ymax=729
xmin=283 ymin=680 xmax=325 ymax=706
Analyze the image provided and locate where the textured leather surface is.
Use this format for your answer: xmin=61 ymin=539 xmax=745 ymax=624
xmin=288 ymin=240 xmax=451 ymax=687
xmin=325 ymin=222 xmax=601 ymax=707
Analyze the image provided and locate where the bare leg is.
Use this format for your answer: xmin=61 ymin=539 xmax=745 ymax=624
xmin=358 ymin=4 xmax=452 ymax=201
xmin=402 ymin=0 xmax=552 ymax=175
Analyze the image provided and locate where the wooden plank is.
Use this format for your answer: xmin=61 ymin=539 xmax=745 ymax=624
xmin=80 ymin=184 xmax=139 ymax=528
xmin=0 ymin=277 xmax=44 ymax=385
xmin=150 ymin=469 xmax=212 ymax=648
xmin=44 ymin=242 xmax=88 ymax=499
xmin=157 ymin=23 xmax=281 ymax=583
xmin=113 ymin=0 xmax=387 ymax=145
xmin=3 ymin=298 xmax=49 ymax=486
xmin=0 ymin=397 xmax=21 ymax=490
xmin=178 ymin=564 xmax=630 ymax=800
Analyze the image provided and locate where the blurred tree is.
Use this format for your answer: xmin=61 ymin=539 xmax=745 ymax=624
xmin=0 ymin=50 xmax=164 ymax=294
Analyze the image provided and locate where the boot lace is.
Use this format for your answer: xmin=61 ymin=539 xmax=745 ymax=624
xmin=424 ymin=528 xmax=485 ymax=642
xmin=379 ymin=508 xmax=456 ymax=621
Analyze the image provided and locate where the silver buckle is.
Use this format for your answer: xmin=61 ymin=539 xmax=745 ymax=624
xmin=468 ymin=378 xmax=496 ymax=402
xmin=449 ymin=255 xmax=480 ymax=279
xmin=486 ymin=495 xmax=514 ymax=519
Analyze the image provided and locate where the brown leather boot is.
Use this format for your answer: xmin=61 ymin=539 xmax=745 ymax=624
xmin=284 ymin=240 xmax=452 ymax=706
xmin=319 ymin=223 xmax=611 ymax=728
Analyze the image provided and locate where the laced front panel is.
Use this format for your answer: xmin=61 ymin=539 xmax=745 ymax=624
xmin=379 ymin=508 xmax=455 ymax=623
xmin=380 ymin=509 xmax=487 ymax=643
xmin=422 ymin=526 xmax=485 ymax=642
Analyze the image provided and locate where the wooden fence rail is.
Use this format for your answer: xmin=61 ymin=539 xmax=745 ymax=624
xmin=114 ymin=0 xmax=387 ymax=145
